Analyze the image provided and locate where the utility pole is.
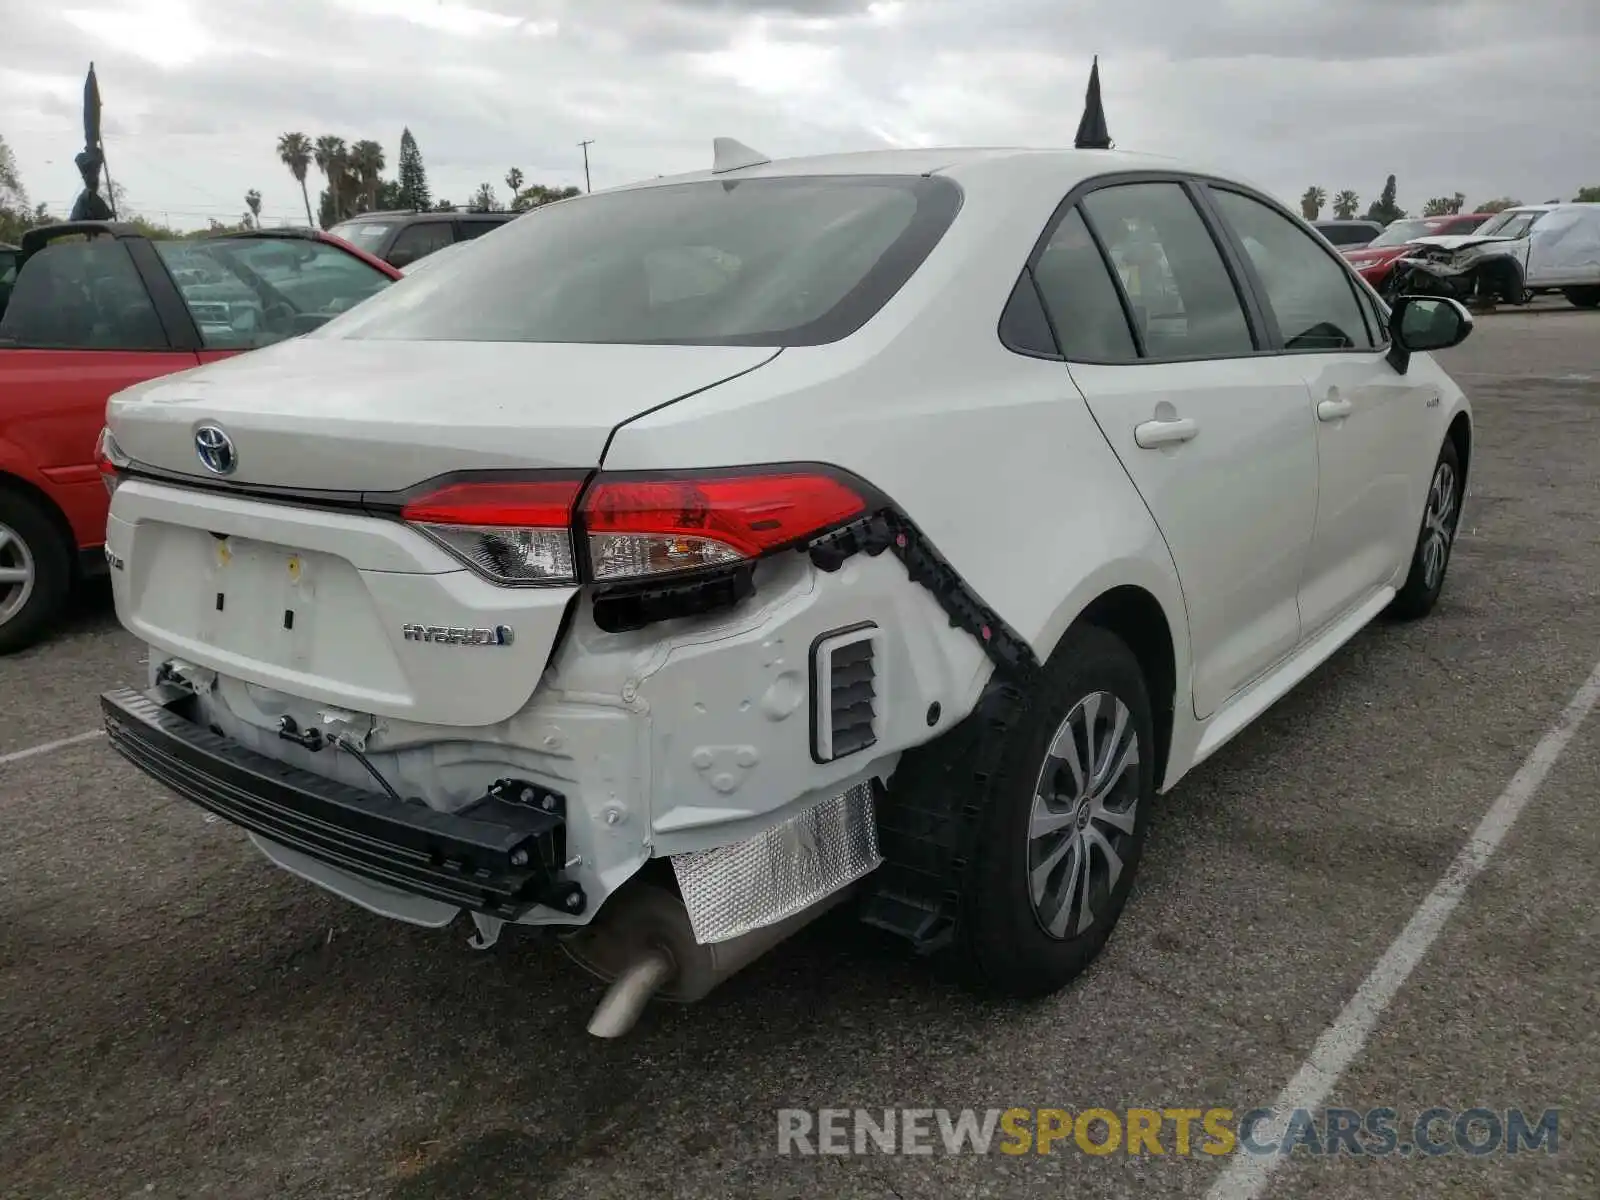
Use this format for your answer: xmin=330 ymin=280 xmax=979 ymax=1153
xmin=578 ymin=139 xmax=594 ymax=194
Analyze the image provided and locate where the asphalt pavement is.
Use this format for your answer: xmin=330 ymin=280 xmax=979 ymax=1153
xmin=2 ymin=303 xmax=1597 ymax=1199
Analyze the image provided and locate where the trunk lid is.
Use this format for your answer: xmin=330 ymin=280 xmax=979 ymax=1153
xmin=105 ymin=337 xmax=779 ymax=727
xmin=106 ymin=337 xmax=779 ymax=491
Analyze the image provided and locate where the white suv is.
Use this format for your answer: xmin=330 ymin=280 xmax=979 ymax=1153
xmin=95 ymin=145 xmax=1475 ymax=1037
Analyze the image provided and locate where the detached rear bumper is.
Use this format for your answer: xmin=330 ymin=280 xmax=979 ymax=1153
xmin=100 ymin=685 xmax=580 ymax=919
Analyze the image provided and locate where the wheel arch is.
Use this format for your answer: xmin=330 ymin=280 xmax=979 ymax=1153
xmin=1067 ymin=585 xmax=1179 ymax=791
xmin=1446 ymin=408 xmax=1472 ymax=491
xmin=0 ymin=467 xmax=80 ymax=575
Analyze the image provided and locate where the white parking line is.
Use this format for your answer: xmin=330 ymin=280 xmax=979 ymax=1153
xmin=0 ymin=729 xmax=104 ymax=767
xmin=1207 ymin=655 xmax=1600 ymax=1200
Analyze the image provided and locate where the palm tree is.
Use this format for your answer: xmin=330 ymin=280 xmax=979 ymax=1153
xmin=349 ymin=140 xmax=386 ymax=213
xmin=276 ymin=132 xmax=314 ymax=227
xmin=244 ymin=189 xmax=262 ymax=228
xmin=1299 ymin=186 xmax=1327 ymax=221
xmin=505 ymin=167 xmax=524 ymax=205
xmin=314 ymin=135 xmax=349 ymax=224
xmin=1332 ymin=189 xmax=1360 ymax=220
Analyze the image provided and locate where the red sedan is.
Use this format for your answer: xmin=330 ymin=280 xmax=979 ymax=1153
xmin=1342 ymin=213 xmax=1494 ymax=294
xmin=0 ymin=222 xmax=401 ymax=652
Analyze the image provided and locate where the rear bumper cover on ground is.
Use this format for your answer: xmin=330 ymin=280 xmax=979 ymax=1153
xmin=101 ymin=684 xmax=575 ymax=919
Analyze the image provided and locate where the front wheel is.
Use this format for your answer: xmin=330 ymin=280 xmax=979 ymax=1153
xmin=952 ymin=624 xmax=1156 ymax=998
xmin=1388 ymin=439 xmax=1463 ymax=621
xmin=1564 ymin=286 xmax=1600 ymax=309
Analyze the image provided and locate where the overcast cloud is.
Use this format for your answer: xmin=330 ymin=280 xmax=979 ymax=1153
xmin=3 ymin=0 xmax=1597 ymax=229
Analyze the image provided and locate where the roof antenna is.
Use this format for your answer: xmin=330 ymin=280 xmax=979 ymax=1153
xmin=712 ymin=137 xmax=770 ymax=174
xmin=1074 ymin=55 xmax=1114 ymax=150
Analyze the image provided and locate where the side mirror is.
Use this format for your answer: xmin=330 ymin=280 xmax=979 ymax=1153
xmin=1386 ymin=295 xmax=1473 ymax=374
xmin=387 ymin=248 xmax=415 ymax=269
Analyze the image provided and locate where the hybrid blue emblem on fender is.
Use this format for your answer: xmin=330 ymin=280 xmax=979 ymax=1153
xmin=402 ymin=624 xmax=516 ymax=646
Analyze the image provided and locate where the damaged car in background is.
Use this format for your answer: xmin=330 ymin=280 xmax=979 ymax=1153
xmin=1388 ymin=202 xmax=1600 ymax=308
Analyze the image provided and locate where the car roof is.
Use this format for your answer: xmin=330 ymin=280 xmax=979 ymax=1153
xmin=606 ymin=145 xmax=1227 ymax=194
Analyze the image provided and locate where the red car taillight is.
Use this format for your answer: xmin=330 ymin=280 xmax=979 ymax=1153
xmin=398 ymin=468 xmax=871 ymax=587
xmin=95 ymin=427 xmax=128 ymax=496
xmin=580 ymin=472 xmax=868 ymax=581
xmin=400 ymin=477 xmax=585 ymax=585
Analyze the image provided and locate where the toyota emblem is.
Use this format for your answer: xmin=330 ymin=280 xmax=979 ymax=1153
xmin=193 ymin=424 xmax=236 ymax=475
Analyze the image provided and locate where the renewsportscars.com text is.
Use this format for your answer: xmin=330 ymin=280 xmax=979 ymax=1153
xmin=776 ymin=1107 xmax=1561 ymax=1158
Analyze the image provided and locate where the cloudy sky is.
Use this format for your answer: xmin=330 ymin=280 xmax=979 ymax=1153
xmin=3 ymin=0 xmax=1597 ymax=229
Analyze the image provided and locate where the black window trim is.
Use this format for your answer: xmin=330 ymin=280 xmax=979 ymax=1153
xmin=998 ymin=169 xmax=1279 ymax=368
xmin=1196 ymin=181 xmax=1391 ymax=356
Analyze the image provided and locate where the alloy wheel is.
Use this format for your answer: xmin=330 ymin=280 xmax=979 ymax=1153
xmin=0 ymin=521 xmax=37 ymax=628
xmin=1421 ymin=460 xmax=1458 ymax=591
xmin=1026 ymin=691 xmax=1141 ymax=940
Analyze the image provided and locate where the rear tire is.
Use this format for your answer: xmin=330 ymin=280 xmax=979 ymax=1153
xmin=951 ymin=624 xmax=1156 ymax=999
xmin=1564 ymin=286 xmax=1600 ymax=309
xmin=0 ymin=489 xmax=71 ymax=655
xmin=1388 ymin=439 xmax=1463 ymax=621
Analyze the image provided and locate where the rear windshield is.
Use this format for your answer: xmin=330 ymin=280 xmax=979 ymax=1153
xmin=1316 ymin=223 xmax=1377 ymax=246
xmin=317 ymin=175 xmax=963 ymax=347
xmin=1368 ymin=219 xmax=1437 ymax=247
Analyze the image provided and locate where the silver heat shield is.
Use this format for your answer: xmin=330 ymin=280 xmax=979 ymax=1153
xmin=670 ymin=782 xmax=882 ymax=944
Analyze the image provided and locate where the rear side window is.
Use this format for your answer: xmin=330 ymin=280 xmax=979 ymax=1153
xmin=388 ymin=221 xmax=455 ymax=266
xmin=318 ymin=175 xmax=963 ymax=347
xmin=455 ymin=218 xmax=507 ymax=241
xmin=1031 ymin=208 xmax=1138 ymax=362
xmin=1081 ymin=183 xmax=1255 ymax=359
xmin=0 ymin=238 xmax=168 ymax=351
xmin=1210 ymin=190 xmax=1375 ymax=351
xmin=155 ymin=237 xmax=394 ymax=350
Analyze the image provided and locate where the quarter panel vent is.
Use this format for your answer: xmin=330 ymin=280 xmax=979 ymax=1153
xmin=811 ymin=623 xmax=884 ymax=763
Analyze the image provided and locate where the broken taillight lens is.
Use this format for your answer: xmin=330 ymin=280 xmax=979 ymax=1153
xmin=399 ymin=478 xmax=585 ymax=585
xmin=580 ymin=471 xmax=869 ymax=581
xmin=397 ymin=468 xmax=871 ymax=587
xmin=95 ymin=427 xmax=128 ymax=496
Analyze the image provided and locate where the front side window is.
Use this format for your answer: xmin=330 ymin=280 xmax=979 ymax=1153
xmin=1210 ymin=189 xmax=1375 ymax=351
xmin=1080 ymin=182 xmax=1254 ymax=359
xmin=0 ymin=238 xmax=168 ymax=351
xmin=156 ymin=237 xmax=394 ymax=350
xmin=1031 ymin=207 xmax=1137 ymax=361
xmin=318 ymin=175 xmax=962 ymax=347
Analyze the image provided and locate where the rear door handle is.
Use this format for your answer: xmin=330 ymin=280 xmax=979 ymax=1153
xmin=1318 ymin=397 xmax=1354 ymax=422
xmin=1134 ymin=417 xmax=1198 ymax=449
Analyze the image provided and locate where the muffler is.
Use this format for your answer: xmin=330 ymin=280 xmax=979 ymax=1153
xmin=561 ymin=882 xmax=856 ymax=1038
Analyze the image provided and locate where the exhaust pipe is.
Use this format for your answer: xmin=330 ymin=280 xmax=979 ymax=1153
xmin=562 ymin=882 xmax=854 ymax=1038
xmin=585 ymin=947 xmax=675 ymax=1038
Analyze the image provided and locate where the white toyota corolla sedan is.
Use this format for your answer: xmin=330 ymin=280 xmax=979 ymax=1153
xmin=94 ymin=142 xmax=1474 ymax=1037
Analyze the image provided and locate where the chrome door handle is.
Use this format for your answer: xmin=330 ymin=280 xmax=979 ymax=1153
xmin=1318 ymin=397 xmax=1354 ymax=422
xmin=1134 ymin=417 xmax=1198 ymax=448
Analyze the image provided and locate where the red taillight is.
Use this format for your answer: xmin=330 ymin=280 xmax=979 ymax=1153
xmin=580 ymin=472 xmax=868 ymax=581
xmin=400 ymin=477 xmax=585 ymax=585
xmin=95 ymin=427 xmax=128 ymax=496
xmin=398 ymin=468 xmax=871 ymax=587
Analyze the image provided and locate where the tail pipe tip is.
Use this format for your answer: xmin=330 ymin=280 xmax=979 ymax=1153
xmin=586 ymin=946 xmax=677 ymax=1039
